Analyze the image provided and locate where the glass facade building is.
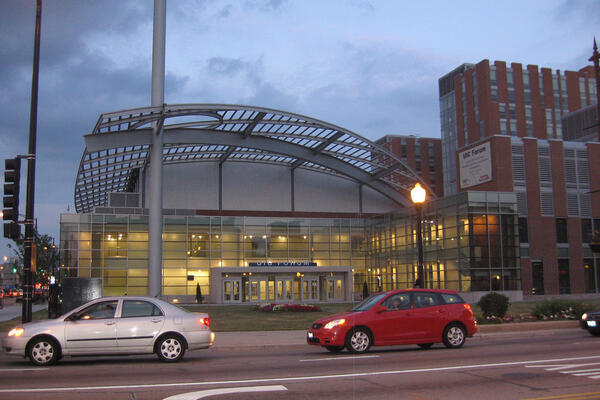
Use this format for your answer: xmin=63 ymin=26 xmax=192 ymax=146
xmin=60 ymin=213 xmax=367 ymax=300
xmin=364 ymin=192 xmax=520 ymax=293
xmin=59 ymin=191 xmax=520 ymax=302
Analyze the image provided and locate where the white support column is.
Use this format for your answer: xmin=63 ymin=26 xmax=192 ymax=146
xmin=148 ymin=0 xmax=166 ymax=298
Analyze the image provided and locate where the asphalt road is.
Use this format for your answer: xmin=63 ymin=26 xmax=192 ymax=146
xmin=1 ymin=328 xmax=600 ymax=400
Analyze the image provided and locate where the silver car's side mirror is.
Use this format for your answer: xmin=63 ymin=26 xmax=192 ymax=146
xmin=66 ymin=313 xmax=80 ymax=321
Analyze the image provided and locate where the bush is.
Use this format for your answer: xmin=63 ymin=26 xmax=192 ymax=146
xmin=478 ymin=292 xmax=510 ymax=318
xmin=531 ymin=299 xmax=593 ymax=320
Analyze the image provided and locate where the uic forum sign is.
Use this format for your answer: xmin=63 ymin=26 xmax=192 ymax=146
xmin=459 ymin=142 xmax=492 ymax=189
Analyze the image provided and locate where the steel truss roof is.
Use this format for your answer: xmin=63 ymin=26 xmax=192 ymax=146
xmin=75 ymin=104 xmax=433 ymax=213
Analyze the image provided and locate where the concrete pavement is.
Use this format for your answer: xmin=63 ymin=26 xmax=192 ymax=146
xmin=209 ymin=320 xmax=581 ymax=352
xmin=0 ymin=302 xmax=47 ymax=322
xmin=0 ymin=299 xmax=582 ymax=352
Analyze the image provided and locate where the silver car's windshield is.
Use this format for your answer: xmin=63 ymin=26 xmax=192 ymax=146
xmin=351 ymin=293 xmax=387 ymax=311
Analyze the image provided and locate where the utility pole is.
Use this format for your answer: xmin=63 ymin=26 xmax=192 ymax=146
xmin=590 ymin=38 xmax=600 ymax=142
xmin=148 ymin=0 xmax=166 ymax=298
xmin=22 ymin=0 xmax=42 ymax=323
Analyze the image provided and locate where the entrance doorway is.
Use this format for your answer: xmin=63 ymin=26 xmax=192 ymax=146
xmin=302 ymin=277 xmax=319 ymax=301
xmin=223 ymin=278 xmax=241 ymax=303
xmin=249 ymin=278 xmax=268 ymax=302
xmin=276 ymin=278 xmax=293 ymax=301
xmin=216 ymin=266 xmax=351 ymax=304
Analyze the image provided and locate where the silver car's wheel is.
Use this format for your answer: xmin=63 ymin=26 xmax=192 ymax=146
xmin=156 ymin=335 xmax=185 ymax=362
xmin=345 ymin=328 xmax=371 ymax=353
xmin=443 ymin=324 xmax=466 ymax=348
xmin=28 ymin=338 xmax=59 ymax=366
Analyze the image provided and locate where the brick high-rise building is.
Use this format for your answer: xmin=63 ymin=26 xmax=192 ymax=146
xmin=439 ymin=60 xmax=599 ymax=295
xmin=375 ymin=135 xmax=444 ymax=198
xmin=439 ymin=60 xmax=597 ymax=196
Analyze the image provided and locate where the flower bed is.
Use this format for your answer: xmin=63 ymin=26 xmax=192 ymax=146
xmin=257 ymin=303 xmax=322 ymax=312
xmin=478 ymin=311 xmax=583 ymax=325
xmin=479 ymin=314 xmax=538 ymax=324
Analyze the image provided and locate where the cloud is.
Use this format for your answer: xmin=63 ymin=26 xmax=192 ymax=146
xmin=207 ymin=57 xmax=248 ymax=76
xmin=244 ymin=0 xmax=290 ymax=13
xmin=555 ymin=0 xmax=600 ymax=26
xmin=344 ymin=0 xmax=375 ymax=13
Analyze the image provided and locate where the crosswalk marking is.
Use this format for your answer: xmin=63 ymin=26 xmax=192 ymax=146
xmin=527 ymin=362 xmax=600 ymax=380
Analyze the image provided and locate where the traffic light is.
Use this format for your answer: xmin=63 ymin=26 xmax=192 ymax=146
xmin=3 ymin=158 xmax=21 ymax=223
xmin=3 ymin=158 xmax=21 ymax=240
xmin=3 ymin=222 xmax=20 ymax=240
xmin=12 ymin=267 xmax=17 ymax=274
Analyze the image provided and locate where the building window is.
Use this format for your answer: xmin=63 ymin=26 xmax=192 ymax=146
xmin=523 ymin=71 xmax=530 ymax=89
xmin=556 ymin=218 xmax=568 ymax=243
xmin=531 ymin=261 xmax=544 ymax=295
xmin=582 ymin=219 xmax=593 ymax=243
xmin=490 ymin=67 xmax=497 ymax=83
xmin=558 ymin=259 xmax=570 ymax=294
xmin=518 ymin=217 xmax=529 ymax=243
xmin=584 ymin=258 xmax=596 ymax=293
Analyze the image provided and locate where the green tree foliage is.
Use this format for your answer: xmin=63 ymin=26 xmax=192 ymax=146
xmin=7 ymin=228 xmax=59 ymax=286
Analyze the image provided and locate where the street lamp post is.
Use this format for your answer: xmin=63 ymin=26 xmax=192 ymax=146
xmin=411 ymin=183 xmax=426 ymax=288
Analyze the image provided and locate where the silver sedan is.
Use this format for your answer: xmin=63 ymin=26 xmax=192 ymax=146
xmin=2 ymin=296 xmax=214 ymax=366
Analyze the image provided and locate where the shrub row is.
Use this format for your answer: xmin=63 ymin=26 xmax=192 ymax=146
xmin=477 ymin=292 xmax=594 ymax=323
xmin=531 ymin=299 xmax=593 ymax=320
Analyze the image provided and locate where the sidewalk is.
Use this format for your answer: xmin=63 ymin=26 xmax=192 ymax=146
xmin=0 ymin=301 xmax=581 ymax=351
xmin=210 ymin=320 xmax=580 ymax=352
xmin=0 ymin=302 xmax=47 ymax=322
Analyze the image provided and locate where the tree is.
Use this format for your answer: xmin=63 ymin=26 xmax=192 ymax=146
xmin=7 ymin=228 xmax=59 ymax=287
xmin=195 ymin=283 xmax=203 ymax=304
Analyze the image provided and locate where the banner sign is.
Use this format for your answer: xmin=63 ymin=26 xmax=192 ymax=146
xmin=249 ymin=262 xmax=317 ymax=267
xmin=459 ymin=142 xmax=492 ymax=189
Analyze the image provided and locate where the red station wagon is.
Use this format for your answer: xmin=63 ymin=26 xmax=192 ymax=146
xmin=307 ymin=289 xmax=477 ymax=353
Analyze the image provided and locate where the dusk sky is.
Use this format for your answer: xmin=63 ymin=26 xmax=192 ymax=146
xmin=0 ymin=0 xmax=598 ymax=257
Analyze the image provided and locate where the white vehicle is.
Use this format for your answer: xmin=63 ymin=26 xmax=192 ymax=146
xmin=2 ymin=296 xmax=214 ymax=366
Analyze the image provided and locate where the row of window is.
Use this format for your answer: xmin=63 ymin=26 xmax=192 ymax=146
xmin=518 ymin=217 xmax=600 ymax=244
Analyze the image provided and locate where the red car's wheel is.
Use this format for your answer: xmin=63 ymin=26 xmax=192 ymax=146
xmin=345 ymin=328 xmax=371 ymax=353
xmin=443 ymin=323 xmax=466 ymax=348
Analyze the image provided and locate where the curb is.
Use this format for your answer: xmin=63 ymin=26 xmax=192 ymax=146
xmin=208 ymin=321 xmax=582 ymax=352
xmin=477 ymin=319 xmax=578 ymax=333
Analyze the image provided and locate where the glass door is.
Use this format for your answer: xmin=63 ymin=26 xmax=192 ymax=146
xmin=276 ymin=278 xmax=294 ymax=301
xmin=249 ymin=278 xmax=267 ymax=302
xmin=223 ymin=278 xmax=242 ymax=303
xmin=302 ymin=277 xmax=319 ymax=302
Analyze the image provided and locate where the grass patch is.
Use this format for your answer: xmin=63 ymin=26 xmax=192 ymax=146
xmin=0 ymin=304 xmax=353 ymax=333
xmin=183 ymin=303 xmax=353 ymax=331
xmin=3 ymin=298 xmax=600 ymax=333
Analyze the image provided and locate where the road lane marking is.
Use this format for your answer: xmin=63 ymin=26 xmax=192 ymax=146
xmin=523 ymin=391 xmax=600 ymax=400
xmin=0 ymin=368 xmax=48 ymax=372
xmin=2 ymin=354 xmax=600 ymax=393
xmin=162 ymin=385 xmax=287 ymax=400
xmin=527 ymin=362 xmax=600 ymax=381
xmin=300 ymin=355 xmax=380 ymax=362
xmin=527 ymin=363 xmax=600 ymax=371
xmin=563 ymin=368 xmax=600 ymax=374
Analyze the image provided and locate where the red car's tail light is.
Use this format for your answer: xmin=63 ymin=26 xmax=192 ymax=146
xmin=198 ymin=317 xmax=210 ymax=327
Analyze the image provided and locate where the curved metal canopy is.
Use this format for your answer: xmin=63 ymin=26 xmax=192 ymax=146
xmin=75 ymin=104 xmax=433 ymax=213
